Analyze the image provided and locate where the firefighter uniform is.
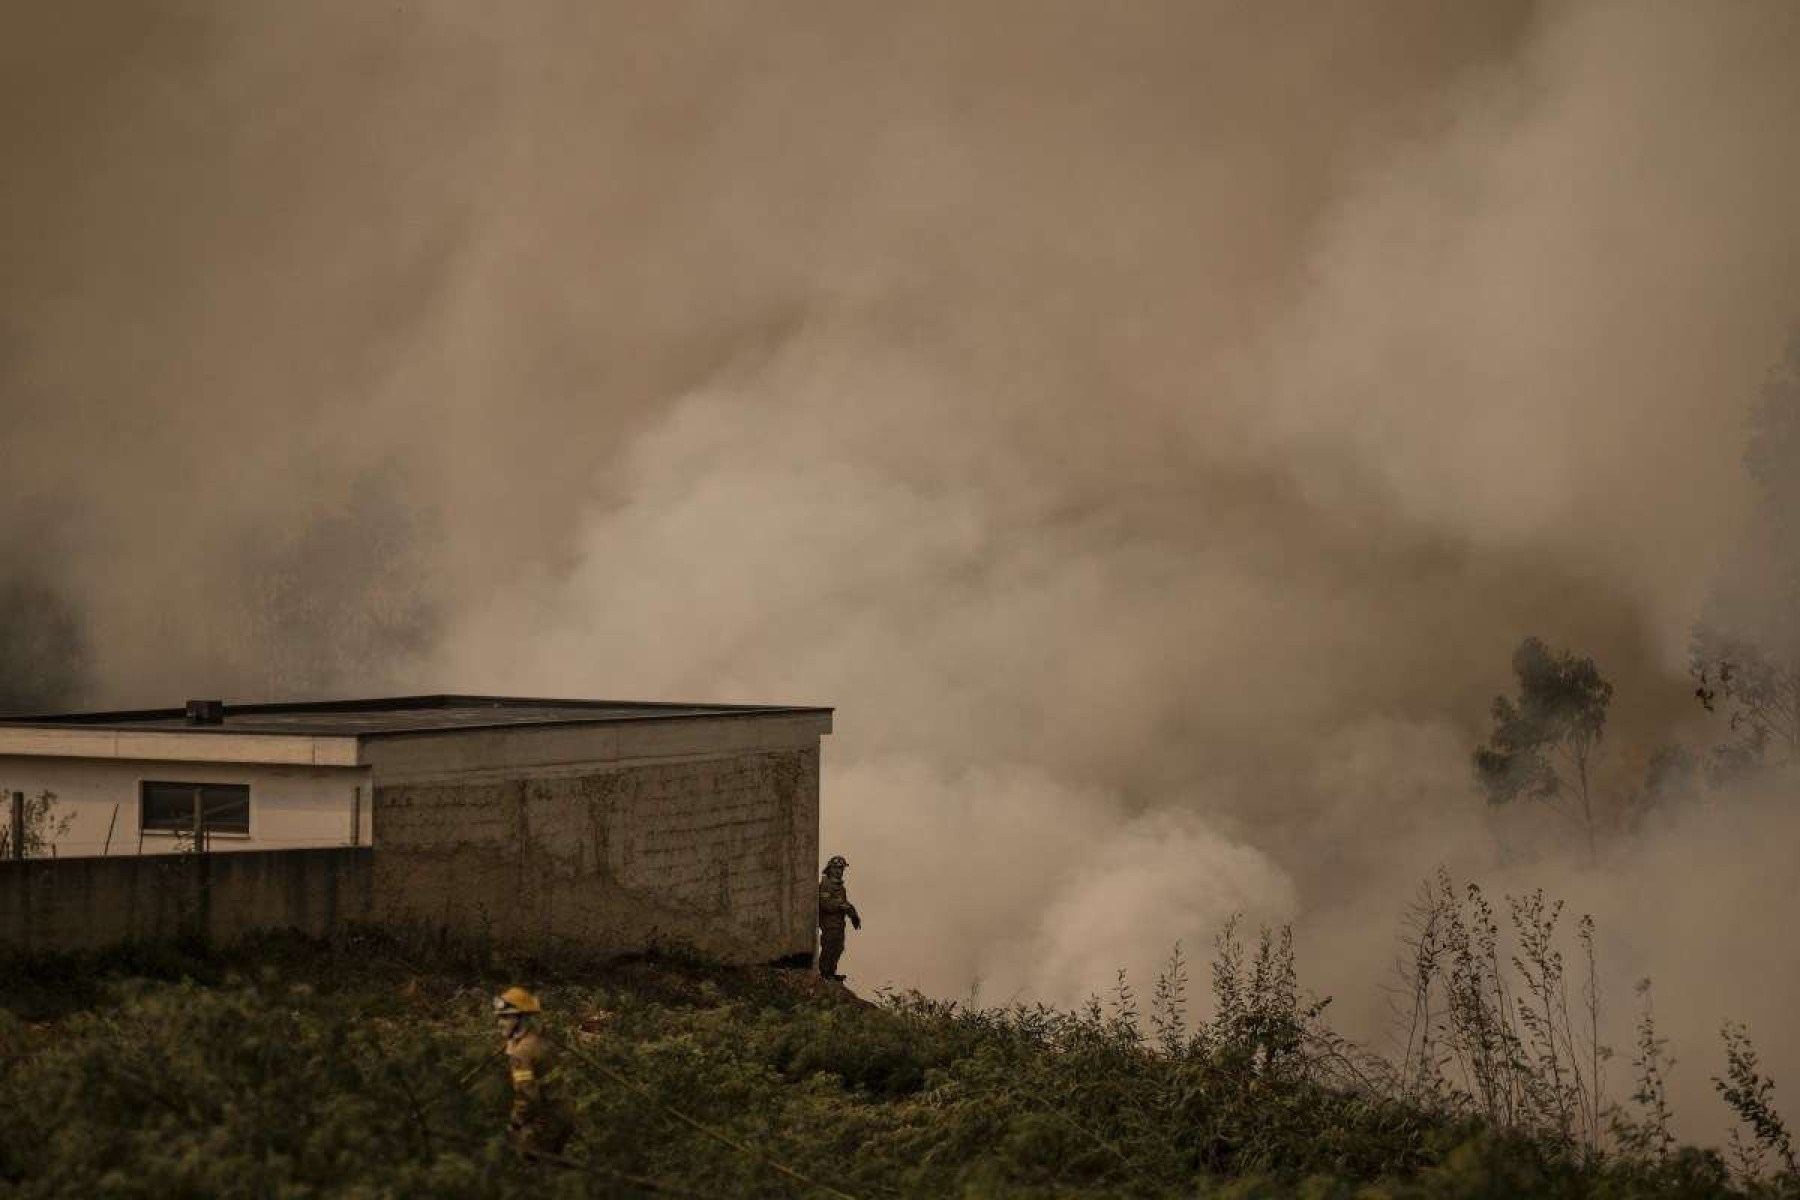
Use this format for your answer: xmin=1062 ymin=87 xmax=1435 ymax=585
xmin=817 ymin=856 xmax=861 ymax=980
xmin=494 ymin=987 xmax=573 ymax=1156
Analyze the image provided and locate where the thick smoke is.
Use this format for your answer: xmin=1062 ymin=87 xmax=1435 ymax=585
xmin=7 ymin=0 xmax=1800 ymax=1141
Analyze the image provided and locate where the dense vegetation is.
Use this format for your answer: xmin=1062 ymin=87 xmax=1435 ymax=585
xmin=0 ymin=903 xmax=1792 ymax=1199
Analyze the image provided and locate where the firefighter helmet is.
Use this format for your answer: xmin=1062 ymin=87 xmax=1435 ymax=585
xmin=825 ymin=855 xmax=848 ymax=871
xmin=494 ymin=986 xmax=543 ymax=1016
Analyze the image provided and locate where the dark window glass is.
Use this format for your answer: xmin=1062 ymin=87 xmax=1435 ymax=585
xmin=141 ymin=782 xmax=250 ymax=835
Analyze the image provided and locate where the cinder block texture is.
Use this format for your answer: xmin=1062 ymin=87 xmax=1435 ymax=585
xmin=0 ymin=848 xmax=372 ymax=952
xmin=370 ymin=748 xmax=821 ymax=962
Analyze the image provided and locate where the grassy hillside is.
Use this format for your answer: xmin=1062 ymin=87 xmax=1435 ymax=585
xmin=0 ymin=917 xmax=1788 ymax=1199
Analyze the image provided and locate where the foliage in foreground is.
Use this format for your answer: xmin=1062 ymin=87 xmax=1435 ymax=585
xmin=0 ymin=912 xmax=1793 ymax=1199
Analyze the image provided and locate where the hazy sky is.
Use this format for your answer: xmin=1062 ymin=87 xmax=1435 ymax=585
xmin=6 ymin=0 xmax=1800 ymax=1140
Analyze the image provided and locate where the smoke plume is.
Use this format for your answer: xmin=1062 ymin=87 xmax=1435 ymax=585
xmin=6 ymin=0 xmax=1800 ymax=1140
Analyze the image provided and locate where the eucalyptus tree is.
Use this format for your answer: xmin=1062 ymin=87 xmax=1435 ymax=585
xmin=1473 ymin=637 xmax=1615 ymax=861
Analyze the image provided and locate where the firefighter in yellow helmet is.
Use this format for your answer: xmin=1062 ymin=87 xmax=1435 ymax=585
xmin=493 ymin=986 xmax=573 ymax=1156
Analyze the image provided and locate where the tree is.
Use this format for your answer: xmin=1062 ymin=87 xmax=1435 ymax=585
xmin=1691 ymin=335 xmax=1800 ymax=777
xmin=0 ymin=788 xmax=72 ymax=858
xmin=1473 ymin=637 xmax=1614 ymax=861
xmin=1690 ymin=648 xmax=1799 ymax=778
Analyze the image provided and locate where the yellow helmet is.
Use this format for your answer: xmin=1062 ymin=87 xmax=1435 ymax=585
xmin=494 ymin=986 xmax=543 ymax=1016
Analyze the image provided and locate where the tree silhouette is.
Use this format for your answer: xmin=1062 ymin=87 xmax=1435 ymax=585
xmin=1691 ymin=334 xmax=1800 ymax=777
xmin=1473 ymin=637 xmax=1614 ymax=861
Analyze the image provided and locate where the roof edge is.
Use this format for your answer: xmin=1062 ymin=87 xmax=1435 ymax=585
xmin=5 ymin=693 xmax=836 ymax=727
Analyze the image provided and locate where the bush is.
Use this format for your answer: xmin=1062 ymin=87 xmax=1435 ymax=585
xmin=0 ymin=976 xmax=519 ymax=1198
xmin=0 ymin=884 xmax=1793 ymax=1197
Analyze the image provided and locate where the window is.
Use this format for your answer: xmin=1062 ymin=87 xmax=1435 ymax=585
xmin=140 ymin=782 xmax=250 ymax=836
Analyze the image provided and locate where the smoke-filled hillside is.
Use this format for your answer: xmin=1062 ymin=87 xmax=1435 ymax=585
xmin=6 ymin=0 xmax=1800 ymax=1145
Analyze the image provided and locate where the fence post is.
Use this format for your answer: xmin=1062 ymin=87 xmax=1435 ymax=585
xmin=9 ymin=791 xmax=22 ymax=861
xmin=351 ymin=786 xmax=361 ymax=847
xmin=192 ymin=787 xmax=206 ymax=855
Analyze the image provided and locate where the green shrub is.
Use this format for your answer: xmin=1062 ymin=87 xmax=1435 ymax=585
xmin=0 ymin=887 xmax=1791 ymax=1198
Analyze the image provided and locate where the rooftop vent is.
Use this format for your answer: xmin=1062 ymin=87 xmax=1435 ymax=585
xmin=185 ymin=699 xmax=225 ymax=725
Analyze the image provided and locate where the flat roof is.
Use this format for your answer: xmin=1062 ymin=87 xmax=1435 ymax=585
xmin=0 ymin=694 xmax=834 ymax=739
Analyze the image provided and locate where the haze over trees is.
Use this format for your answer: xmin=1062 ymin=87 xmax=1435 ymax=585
xmin=1474 ymin=335 xmax=1800 ymax=855
xmin=1691 ymin=336 xmax=1800 ymax=779
xmin=1473 ymin=637 xmax=1614 ymax=861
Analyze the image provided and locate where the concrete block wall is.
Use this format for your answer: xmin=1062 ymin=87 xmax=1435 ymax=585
xmin=0 ymin=848 xmax=373 ymax=953
xmin=368 ymin=747 xmax=820 ymax=962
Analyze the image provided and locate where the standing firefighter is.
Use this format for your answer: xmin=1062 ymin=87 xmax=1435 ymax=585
xmin=493 ymin=986 xmax=573 ymax=1157
xmin=817 ymin=855 xmax=861 ymax=981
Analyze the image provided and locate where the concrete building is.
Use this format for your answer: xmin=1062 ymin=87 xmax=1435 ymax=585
xmin=0 ymin=695 xmax=832 ymax=961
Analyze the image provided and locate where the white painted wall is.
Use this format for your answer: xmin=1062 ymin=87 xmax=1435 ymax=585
xmin=0 ymin=756 xmax=372 ymax=858
xmin=0 ymin=712 xmax=830 ymax=860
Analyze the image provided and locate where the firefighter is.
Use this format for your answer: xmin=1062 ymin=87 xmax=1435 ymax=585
xmin=817 ymin=855 xmax=861 ymax=981
xmin=493 ymin=986 xmax=573 ymax=1156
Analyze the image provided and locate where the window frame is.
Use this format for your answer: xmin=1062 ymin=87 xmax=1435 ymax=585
xmin=138 ymin=780 xmax=253 ymax=839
